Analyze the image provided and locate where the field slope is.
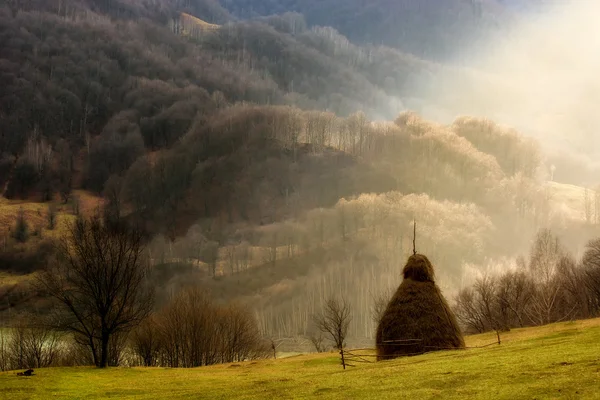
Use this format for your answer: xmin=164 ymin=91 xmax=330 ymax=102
xmin=1 ymin=319 xmax=600 ymax=399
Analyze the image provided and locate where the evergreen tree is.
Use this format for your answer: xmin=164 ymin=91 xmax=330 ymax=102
xmin=13 ymin=208 xmax=29 ymax=243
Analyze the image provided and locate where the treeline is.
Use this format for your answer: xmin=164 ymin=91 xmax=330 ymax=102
xmin=146 ymin=188 xmax=533 ymax=340
xmin=151 ymin=191 xmax=495 ymax=279
xmin=0 ymin=4 xmax=279 ymax=197
xmin=131 ymin=287 xmax=268 ymax=367
xmin=0 ymin=100 xmax=556 ymax=343
xmin=93 ymin=106 xmax=548 ymax=340
xmin=6 ymin=0 xmax=230 ymax=24
xmin=116 ymin=105 xmax=542 ymax=240
xmin=455 ymin=229 xmax=600 ymax=333
xmin=0 ymin=100 xmax=546 ymax=270
xmin=219 ymin=0 xmax=509 ymax=61
xmin=247 ymin=192 xmax=495 ymax=340
xmin=0 ymin=291 xmax=268 ymax=371
xmin=0 ymin=0 xmax=521 ymax=200
xmin=117 ymin=105 xmax=397 ymax=238
xmin=0 ymin=2 xmax=483 ymax=202
xmin=199 ymin=19 xmax=418 ymax=116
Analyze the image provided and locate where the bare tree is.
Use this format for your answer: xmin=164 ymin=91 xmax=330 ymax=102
xmin=454 ymin=287 xmax=487 ymax=333
xmin=314 ymin=297 xmax=352 ymax=369
xmin=217 ymin=303 xmax=268 ymax=363
xmin=527 ymin=229 xmax=565 ymax=325
xmin=473 ymin=275 xmax=503 ymax=331
xmin=159 ymin=287 xmax=221 ymax=367
xmin=131 ymin=317 xmax=161 ymax=367
xmin=235 ymin=241 xmax=250 ymax=272
xmin=529 ymin=229 xmax=562 ymax=284
xmin=17 ymin=319 xmax=61 ymax=369
xmin=556 ymin=255 xmax=589 ymax=319
xmin=307 ymin=331 xmax=327 ymax=353
xmin=496 ymin=271 xmax=534 ymax=328
xmin=36 ymin=215 xmax=154 ymax=368
xmin=0 ymin=328 xmax=8 ymax=371
xmin=581 ymin=238 xmax=600 ymax=315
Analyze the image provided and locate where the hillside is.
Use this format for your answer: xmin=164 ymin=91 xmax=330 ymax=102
xmin=219 ymin=0 xmax=514 ymax=61
xmin=178 ymin=12 xmax=220 ymax=36
xmin=2 ymin=104 xmax=598 ymax=340
xmin=2 ymin=319 xmax=600 ymax=398
xmin=0 ymin=1 xmax=436 ymax=198
xmin=2 ymin=0 xmax=600 ymax=347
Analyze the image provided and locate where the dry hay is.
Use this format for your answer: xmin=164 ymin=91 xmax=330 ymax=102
xmin=376 ymin=254 xmax=464 ymax=360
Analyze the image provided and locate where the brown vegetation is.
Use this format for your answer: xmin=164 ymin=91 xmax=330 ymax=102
xmin=130 ymin=287 xmax=268 ymax=367
xmin=220 ymin=0 xmax=508 ymax=61
xmin=455 ymin=229 xmax=600 ymax=334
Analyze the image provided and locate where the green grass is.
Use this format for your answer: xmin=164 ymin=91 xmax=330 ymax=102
xmin=2 ymin=320 xmax=600 ymax=399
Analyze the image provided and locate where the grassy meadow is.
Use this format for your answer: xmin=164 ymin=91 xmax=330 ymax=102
xmin=1 ymin=319 xmax=600 ymax=399
xmin=0 ymin=190 xmax=103 ymax=240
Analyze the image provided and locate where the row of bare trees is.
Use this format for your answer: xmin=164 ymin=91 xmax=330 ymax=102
xmin=0 ymin=295 xmax=268 ymax=371
xmin=454 ymin=229 xmax=600 ymax=333
xmin=0 ymin=316 xmax=62 ymax=371
xmin=130 ymin=287 xmax=269 ymax=368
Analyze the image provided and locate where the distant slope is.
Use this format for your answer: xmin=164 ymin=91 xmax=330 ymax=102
xmin=546 ymin=181 xmax=597 ymax=224
xmin=178 ymin=12 xmax=220 ymax=36
xmin=0 ymin=190 xmax=101 ymax=240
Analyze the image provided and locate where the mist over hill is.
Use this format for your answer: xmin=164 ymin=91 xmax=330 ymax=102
xmin=219 ymin=0 xmax=513 ymax=62
xmin=410 ymin=0 xmax=600 ymax=185
xmin=0 ymin=0 xmax=599 ymax=343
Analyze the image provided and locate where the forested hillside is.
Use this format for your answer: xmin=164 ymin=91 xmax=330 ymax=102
xmin=1 ymin=0 xmax=599 ymax=346
xmin=219 ymin=0 xmax=512 ymax=61
xmin=0 ymin=0 xmax=452 ymax=204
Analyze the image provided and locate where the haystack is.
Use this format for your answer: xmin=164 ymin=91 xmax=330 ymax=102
xmin=376 ymin=254 xmax=464 ymax=360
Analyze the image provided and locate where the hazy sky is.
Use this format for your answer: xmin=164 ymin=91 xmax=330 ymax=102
xmin=415 ymin=0 xmax=600 ymax=168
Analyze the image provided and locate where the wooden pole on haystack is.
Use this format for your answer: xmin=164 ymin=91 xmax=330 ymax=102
xmin=412 ymin=220 xmax=417 ymax=255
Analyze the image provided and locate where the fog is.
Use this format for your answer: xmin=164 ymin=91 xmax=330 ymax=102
xmin=141 ymin=1 xmax=600 ymax=339
xmin=4 ymin=0 xmax=600 ymax=350
xmin=415 ymin=0 xmax=600 ymax=184
xmin=127 ymin=2 xmax=600 ymax=342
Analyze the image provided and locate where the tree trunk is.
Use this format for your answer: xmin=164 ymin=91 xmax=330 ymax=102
xmin=89 ymin=337 xmax=99 ymax=367
xmin=100 ymin=333 xmax=109 ymax=368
